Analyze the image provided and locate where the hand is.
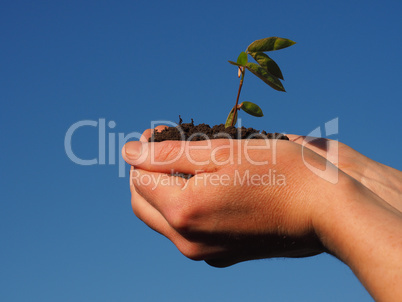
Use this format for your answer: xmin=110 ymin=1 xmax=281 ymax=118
xmin=287 ymin=134 xmax=402 ymax=212
xmin=123 ymin=127 xmax=402 ymax=301
xmin=123 ymin=128 xmax=351 ymax=267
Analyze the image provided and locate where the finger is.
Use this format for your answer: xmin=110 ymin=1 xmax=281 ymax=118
xmin=140 ymin=130 xmax=152 ymax=142
xmin=131 ymin=185 xmax=207 ymax=259
xmin=131 ymin=184 xmax=173 ymax=236
xmin=286 ymin=134 xmax=305 ymax=143
xmin=287 ymin=134 xmax=330 ymax=147
xmin=131 ymin=168 xmax=227 ymax=235
xmin=122 ymin=139 xmax=237 ymax=175
xmin=129 ymin=165 xmax=183 ymax=241
xmin=140 ymin=125 xmax=169 ymax=142
xmin=131 ymin=168 xmax=189 ymax=220
xmin=130 ymin=171 xmax=224 ymax=260
xmin=287 ymin=134 xmax=333 ymax=159
xmin=130 ymin=168 xmax=219 ymax=235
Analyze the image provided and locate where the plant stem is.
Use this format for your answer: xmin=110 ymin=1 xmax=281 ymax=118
xmin=231 ymin=67 xmax=246 ymax=127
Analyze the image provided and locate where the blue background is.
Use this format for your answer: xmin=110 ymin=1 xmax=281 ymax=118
xmin=1 ymin=0 xmax=401 ymax=301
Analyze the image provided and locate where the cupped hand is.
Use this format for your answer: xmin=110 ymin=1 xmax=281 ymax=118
xmin=122 ymin=128 xmax=350 ymax=267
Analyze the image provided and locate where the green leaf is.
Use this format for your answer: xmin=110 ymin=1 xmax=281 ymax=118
xmin=246 ymin=62 xmax=286 ymax=92
xmin=225 ymin=107 xmax=238 ymax=128
xmin=249 ymin=52 xmax=284 ymax=80
xmin=236 ymin=51 xmax=248 ymax=66
xmin=240 ymin=101 xmax=263 ymax=117
xmin=247 ymin=37 xmax=296 ymax=52
xmin=228 ymin=60 xmax=242 ymax=67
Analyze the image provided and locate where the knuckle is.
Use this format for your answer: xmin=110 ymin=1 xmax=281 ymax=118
xmin=177 ymin=242 xmax=204 ymax=261
xmin=212 ymin=147 xmax=232 ymax=165
xmin=155 ymin=141 xmax=182 ymax=163
xmin=166 ymin=192 xmax=200 ymax=233
xmin=168 ymin=206 xmax=193 ymax=232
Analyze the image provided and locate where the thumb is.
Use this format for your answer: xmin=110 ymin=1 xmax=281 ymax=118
xmin=122 ymin=140 xmax=222 ymax=175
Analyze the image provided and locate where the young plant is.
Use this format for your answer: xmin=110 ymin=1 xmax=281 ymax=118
xmin=226 ymin=36 xmax=296 ymax=127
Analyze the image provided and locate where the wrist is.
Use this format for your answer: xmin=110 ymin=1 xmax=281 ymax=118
xmin=311 ymin=173 xmax=358 ymax=256
xmin=313 ymin=174 xmax=402 ymax=301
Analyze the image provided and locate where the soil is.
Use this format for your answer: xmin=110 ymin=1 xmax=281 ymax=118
xmin=149 ymin=119 xmax=289 ymax=142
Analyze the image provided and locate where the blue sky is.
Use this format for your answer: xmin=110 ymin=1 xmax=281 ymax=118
xmin=1 ymin=0 xmax=401 ymax=301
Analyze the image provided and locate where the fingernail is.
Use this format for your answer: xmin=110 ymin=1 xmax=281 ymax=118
xmin=124 ymin=141 xmax=143 ymax=160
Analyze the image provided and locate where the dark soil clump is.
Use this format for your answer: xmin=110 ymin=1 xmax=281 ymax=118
xmin=149 ymin=120 xmax=289 ymax=142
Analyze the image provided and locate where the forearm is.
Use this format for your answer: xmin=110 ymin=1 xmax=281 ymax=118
xmin=316 ymin=178 xmax=402 ymax=301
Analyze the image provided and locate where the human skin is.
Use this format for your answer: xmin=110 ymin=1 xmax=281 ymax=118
xmin=287 ymin=134 xmax=402 ymax=212
xmin=122 ymin=128 xmax=402 ymax=301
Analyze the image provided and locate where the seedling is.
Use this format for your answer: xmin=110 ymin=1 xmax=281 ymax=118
xmin=226 ymin=37 xmax=296 ymax=127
